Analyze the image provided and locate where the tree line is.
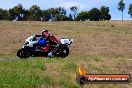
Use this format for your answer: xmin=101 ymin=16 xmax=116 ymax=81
xmin=0 ymin=4 xmax=111 ymax=21
xmin=0 ymin=0 xmax=132 ymax=21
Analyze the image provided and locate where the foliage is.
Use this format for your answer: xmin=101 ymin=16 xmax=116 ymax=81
xmin=76 ymin=11 xmax=89 ymax=21
xmin=118 ymin=0 xmax=125 ymax=12
xmin=0 ymin=8 xmax=9 ymax=20
xmin=70 ymin=6 xmax=78 ymax=20
xmin=118 ymin=0 xmax=125 ymax=21
xmin=100 ymin=6 xmax=111 ymax=20
xmin=88 ymin=8 xmax=101 ymax=21
xmin=29 ymin=5 xmax=42 ymax=21
xmin=76 ymin=6 xmax=111 ymax=21
xmin=68 ymin=14 xmax=73 ymax=21
xmin=128 ymin=4 xmax=132 ymax=18
xmin=0 ymin=3 xmax=112 ymax=21
xmin=9 ymin=4 xmax=24 ymax=20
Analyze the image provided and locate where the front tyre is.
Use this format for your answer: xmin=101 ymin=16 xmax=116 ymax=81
xmin=59 ymin=46 xmax=69 ymax=58
xmin=17 ymin=48 xmax=30 ymax=58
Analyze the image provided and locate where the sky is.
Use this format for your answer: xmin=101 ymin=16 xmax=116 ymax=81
xmin=0 ymin=0 xmax=132 ymax=20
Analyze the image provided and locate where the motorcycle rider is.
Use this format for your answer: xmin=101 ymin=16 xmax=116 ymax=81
xmin=41 ymin=29 xmax=59 ymax=57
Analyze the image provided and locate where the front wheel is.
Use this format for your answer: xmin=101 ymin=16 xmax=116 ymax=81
xmin=59 ymin=46 xmax=69 ymax=58
xmin=17 ymin=48 xmax=30 ymax=58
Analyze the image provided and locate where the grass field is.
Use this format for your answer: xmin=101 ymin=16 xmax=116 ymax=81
xmin=0 ymin=21 xmax=132 ymax=88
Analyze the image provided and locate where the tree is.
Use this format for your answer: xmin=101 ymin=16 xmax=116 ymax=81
xmin=56 ymin=14 xmax=70 ymax=21
xmin=22 ymin=9 xmax=31 ymax=21
xmin=88 ymin=8 xmax=100 ymax=21
xmin=70 ymin=6 xmax=78 ymax=20
xmin=118 ymin=0 xmax=125 ymax=21
xmin=57 ymin=7 xmax=66 ymax=16
xmin=29 ymin=5 xmax=42 ymax=21
xmin=3 ymin=10 xmax=9 ymax=20
xmin=76 ymin=11 xmax=89 ymax=21
xmin=0 ymin=8 xmax=4 ymax=20
xmin=128 ymin=4 xmax=132 ymax=18
xmin=0 ymin=8 xmax=9 ymax=20
xmin=57 ymin=7 xmax=67 ymax=21
xmin=105 ymin=14 xmax=111 ymax=20
xmin=48 ymin=8 xmax=59 ymax=17
xmin=47 ymin=7 xmax=67 ymax=21
xmin=41 ymin=10 xmax=51 ymax=21
xmin=9 ymin=3 xmax=23 ymax=20
xmin=69 ymin=14 xmax=73 ymax=21
xmin=100 ymin=6 xmax=111 ymax=20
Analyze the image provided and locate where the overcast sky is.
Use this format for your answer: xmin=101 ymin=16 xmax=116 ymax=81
xmin=0 ymin=0 xmax=132 ymax=20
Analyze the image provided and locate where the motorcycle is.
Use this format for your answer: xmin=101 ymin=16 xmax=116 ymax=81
xmin=17 ymin=34 xmax=73 ymax=58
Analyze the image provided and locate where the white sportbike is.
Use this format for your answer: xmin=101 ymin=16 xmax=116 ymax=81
xmin=17 ymin=34 xmax=73 ymax=58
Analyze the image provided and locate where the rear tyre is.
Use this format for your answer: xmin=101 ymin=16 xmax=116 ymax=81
xmin=59 ymin=46 xmax=69 ymax=58
xmin=17 ymin=48 xmax=30 ymax=58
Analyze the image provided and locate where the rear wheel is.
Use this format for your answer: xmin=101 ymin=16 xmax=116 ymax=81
xmin=59 ymin=46 xmax=69 ymax=58
xmin=17 ymin=48 xmax=30 ymax=58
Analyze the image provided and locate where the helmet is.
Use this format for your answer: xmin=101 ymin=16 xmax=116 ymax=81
xmin=42 ymin=29 xmax=49 ymax=39
xmin=42 ymin=29 xmax=48 ymax=34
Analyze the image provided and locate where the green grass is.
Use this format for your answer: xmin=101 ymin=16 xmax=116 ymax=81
xmin=0 ymin=58 xmax=56 ymax=88
xmin=0 ymin=56 xmax=131 ymax=88
xmin=0 ymin=57 xmax=79 ymax=88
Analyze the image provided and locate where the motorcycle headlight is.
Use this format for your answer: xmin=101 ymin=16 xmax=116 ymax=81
xmin=24 ymin=41 xmax=29 ymax=45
